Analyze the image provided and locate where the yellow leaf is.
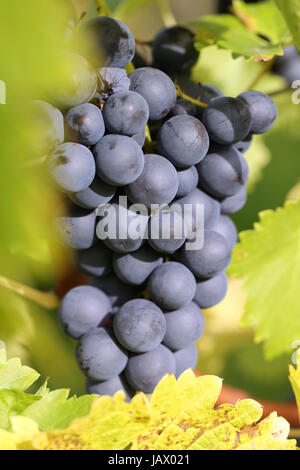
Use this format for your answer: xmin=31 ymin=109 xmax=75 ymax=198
xmin=289 ymin=350 xmax=300 ymax=422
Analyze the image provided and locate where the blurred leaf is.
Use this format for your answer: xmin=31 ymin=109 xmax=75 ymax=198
xmin=276 ymin=0 xmax=300 ymax=51
xmin=229 ymin=200 xmax=300 ymax=359
xmin=114 ymin=0 xmax=156 ymax=21
xmin=232 ymin=0 xmax=290 ymax=45
xmin=289 ymin=350 xmax=300 ymax=420
xmin=189 ymin=14 xmax=283 ymax=61
xmin=245 ymin=135 xmax=272 ymax=193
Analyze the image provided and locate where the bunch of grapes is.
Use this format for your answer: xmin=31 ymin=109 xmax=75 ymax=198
xmin=34 ymin=16 xmax=277 ymax=399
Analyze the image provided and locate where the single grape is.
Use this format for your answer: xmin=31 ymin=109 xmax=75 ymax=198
xmin=94 ymin=135 xmax=144 ymax=186
xmin=197 ymin=146 xmax=249 ymax=198
xmin=65 ymin=103 xmax=105 ymax=146
xmin=233 ymin=134 xmax=252 ymax=153
xmin=148 ymin=261 xmax=196 ymax=311
xmin=174 ymin=343 xmax=198 ymax=378
xmin=51 ymin=53 xmax=97 ymax=109
xmin=130 ymin=67 xmax=177 ymax=120
xmin=194 ymin=272 xmax=228 ymax=309
xmin=152 ymin=26 xmax=198 ymax=73
xmin=221 ymin=187 xmax=247 ymax=214
xmin=28 ymin=100 xmax=64 ymax=155
xmin=58 ymin=285 xmax=111 ymax=339
xmin=163 ymin=301 xmax=205 ymax=351
xmin=238 ymin=90 xmax=277 ymax=134
xmin=113 ymin=299 xmax=166 ymax=353
xmin=157 ymin=115 xmax=210 ymax=168
xmin=102 ymin=91 xmax=149 ymax=136
xmin=125 ymin=154 xmax=178 ymax=209
xmin=170 ymin=99 xmax=197 ymax=117
xmin=86 ymin=375 xmax=134 ymax=401
xmin=70 ymin=177 xmax=116 ymax=210
xmin=181 ymin=230 xmax=232 ymax=279
xmin=97 ymin=202 xmax=149 ymax=253
xmin=77 ymin=328 xmax=128 ymax=381
xmin=202 ymin=97 xmax=252 ymax=145
xmin=176 ymin=166 xmax=199 ymax=198
xmin=113 ymin=245 xmax=163 ymax=286
xmin=79 ymin=17 xmax=135 ymax=68
xmin=213 ymin=215 xmax=238 ymax=250
xmin=48 ymin=143 xmax=95 ymax=193
xmin=148 ymin=209 xmax=187 ymax=254
xmin=125 ymin=344 xmax=176 ymax=393
xmin=55 ymin=205 xmax=97 ymax=250
xmin=131 ymin=129 xmax=146 ymax=147
xmin=175 ymin=188 xmax=220 ymax=235
xmin=98 ymin=67 xmax=130 ymax=101
xmin=90 ymin=273 xmax=139 ymax=311
xmin=75 ymin=242 xmax=112 ymax=277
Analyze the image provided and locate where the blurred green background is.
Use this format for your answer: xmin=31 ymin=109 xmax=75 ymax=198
xmin=0 ymin=0 xmax=299 ymax=405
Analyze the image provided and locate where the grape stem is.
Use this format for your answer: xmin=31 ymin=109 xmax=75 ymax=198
xmin=175 ymin=84 xmax=208 ymax=108
xmin=157 ymin=0 xmax=177 ymax=27
xmin=0 ymin=275 xmax=60 ymax=310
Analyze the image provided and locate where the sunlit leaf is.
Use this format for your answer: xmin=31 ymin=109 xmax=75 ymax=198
xmin=276 ymin=0 xmax=300 ymax=51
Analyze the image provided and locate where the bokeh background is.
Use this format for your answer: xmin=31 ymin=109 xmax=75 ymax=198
xmin=0 ymin=0 xmax=299 ymax=419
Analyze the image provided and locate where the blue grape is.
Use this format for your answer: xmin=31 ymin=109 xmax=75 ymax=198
xmin=148 ymin=209 xmax=187 ymax=254
xmin=113 ymin=245 xmax=163 ymax=286
xmin=196 ymin=83 xmax=224 ymax=120
xmin=171 ymin=99 xmax=197 ymax=117
xmin=181 ymin=230 xmax=232 ymax=280
xmin=94 ymin=135 xmax=144 ymax=186
xmin=238 ymin=90 xmax=277 ymax=134
xmin=55 ymin=205 xmax=96 ymax=250
xmin=79 ymin=17 xmax=135 ymax=68
xmin=163 ymin=302 xmax=205 ymax=351
xmin=113 ymin=299 xmax=166 ymax=353
xmin=58 ymin=285 xmax=111 ymax=339
xmin=90 ymin=273 xmax=139 ymax=311
xmin=29 ymin=100 xmax=64 ymax=155
xmin=77 ymin=328 xmax=128 ymax=381
xmin=132 ymin=129 xmax=146 ymax=147
xmin=213 ymin=215 xmax=238 ymax=250
xmin=176 ymin=166 xmax=199 ymax=198
xmin=175 ymin=188 xmax=220 ymax=235
xmin=98 ymin=67 xmax=130 ymax=101
xmin=125 ymin=344 xmax=176 ymax=393
xmin=48 ymin=143 xmax=95 ymax=193
xmin=221 ymin=187 xmax=247 ymax=214
xmin=130 ymin=67 xmax=177 ymax=120
xmin=70 ymin=176 xmax=116 ymax=210
xmin=102 ymin=91 xmax=149 ymax=136
xmin=197 ymin=146 xmax=249 ymax=198
xmin=86 ymin=375 xmax=133 ymax=401
xmin=65 ymin=103 xmax=105 ymax=146
xmin=194 ymin=272 xmax=228 ymax=309
xmin=148 ymin=261 xmax=196 ymax=311
xmin=157 ymin=115 xmax=210 ymax=169
xmin=51 ymin=53 xmax=97 ymax=109
xmin=125 ymin=154 xmax=178 ymax=209
xmin=97 ymin=202 xmax=148 ymax=253
xmin=174 ymin=343 xmax=198 ymax=378
xmin=75 ymin=242 xmax=112 ymax=277
xmin=203 ymin=97 xmax=252 ymax=145
xmin=152 ymin=26 xmax=198 ymax=73
xmin=233 ymin=134 xmax=252 ymax=154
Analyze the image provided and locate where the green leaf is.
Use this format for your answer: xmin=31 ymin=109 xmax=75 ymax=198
xmin=189 ymin=14 xmax=283 ymax=60
xmin=0 ymin=354 xmax=39 ymax=393
xmin=114 ymin=0 xmax=156 ymax=21
xmin=22 ymin=390 xmax=96 ymax=431
xmin=276 ymin=0 xmax=300 ymax=50
xmin=233 ymin=0 xmax=291 ymax=45
xmin=0 ymin=390 xmax=40 ymax=430
xmin=229 ymin=200 xmax=300 ymax=359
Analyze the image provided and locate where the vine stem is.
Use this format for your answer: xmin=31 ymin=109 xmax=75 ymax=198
xmin=248 ymin=59 xmax=275 ymax=90
xmin=156 ymin=0 xmax=177 ymax=27
xmin=175 ymin=84 xmax=208 ymax=108
xmin=0 ymin=275 xmax=60 ymax=310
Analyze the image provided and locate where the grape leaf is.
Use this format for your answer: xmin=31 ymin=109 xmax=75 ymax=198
xmin=229 ymin=200 xmax=300 ymax=359
xmin=276 ymin=0 xmax=300 ymax=51
xmin=114 ymin=0 xmax=156 ymax=21
xmin=0 ymin=390 xmax=40 ymax=431
xmin=232 ymin=0 xmax=291 ymax=45
xmin=0 ymin=347 xmax=39 ymax=392
xmin=289 ymin=350 xmax=300 ymax=421
xmin=189 ymin=14 xmax=283 ymax=61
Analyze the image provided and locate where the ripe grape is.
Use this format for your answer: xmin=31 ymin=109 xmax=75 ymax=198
xmin=65 ymin=103 xmax=105 ymax=146
xmin=213 ymin=215 xmax=238 ymax=250
xmin=55 ymin=205 xmax=97 ymax=250
xmin=70 ymin=177 xmax=116 ymax=210
xmin=238 ymin=90 xmax=277 ymax=134
xmin=75 ymin=243 xmax=112 ymax=278
xmin=221 ymin=187 xmax=247 ymax=214
xmin=86 ymin=375 xmax=134 ymax=401
xmin=90 ymin=273 xmax=138 ymax=312
xmin=193 ymin=272 xmax=228 ymax=309
xmin=174 ymin=343 xmax=198 ymax=378
xmin=148 ymin=209 xmax=187 ymax=254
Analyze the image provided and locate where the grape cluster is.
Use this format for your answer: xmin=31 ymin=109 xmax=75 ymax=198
xmin=36 ymin=16 xmax=277 ymax=399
